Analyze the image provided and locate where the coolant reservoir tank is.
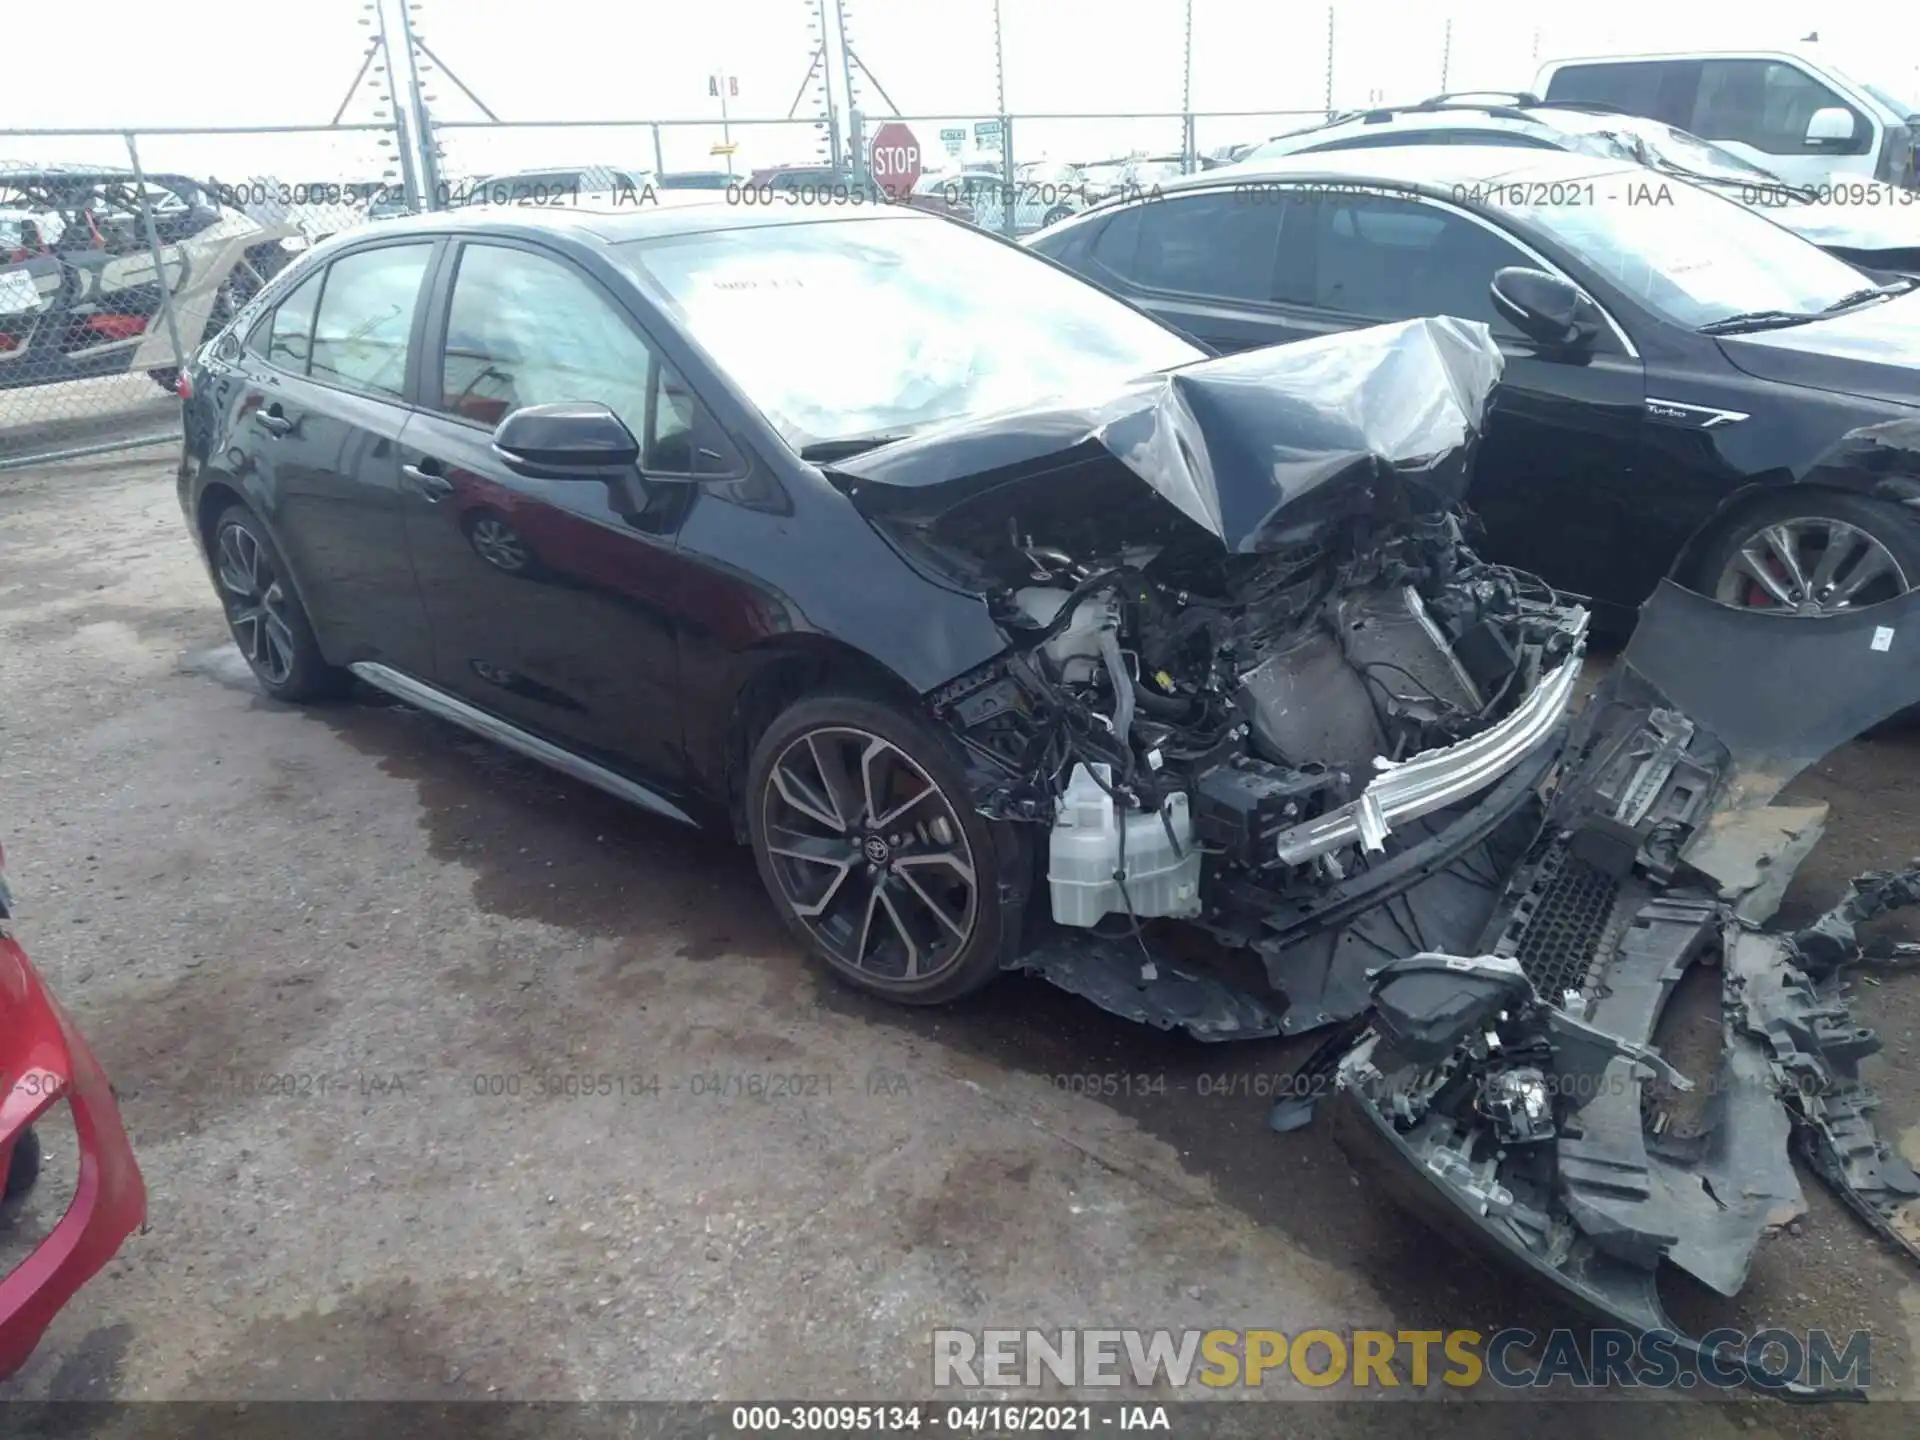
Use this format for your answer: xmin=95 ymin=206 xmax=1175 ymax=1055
xmin=1048 ymin=763 xmax=1203 ymax=927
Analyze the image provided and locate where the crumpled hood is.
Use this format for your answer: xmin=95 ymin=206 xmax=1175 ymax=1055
xmin=827 ymin=316 xmax=1505 ymax=554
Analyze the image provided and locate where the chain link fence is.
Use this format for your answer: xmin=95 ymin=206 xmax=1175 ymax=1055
xmin=0 ymin=125 xmax=397 ymax=471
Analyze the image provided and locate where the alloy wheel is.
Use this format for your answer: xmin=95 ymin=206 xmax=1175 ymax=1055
xmin=761 ymin=726 xmax=978 ymax=984
xmin=215 ymin=522 xmax=297 ymax=686
xmin=1712 ymin=517 xmax=1910 ymax=615
xmin=469 ymin=516 xmax=530 ymax=572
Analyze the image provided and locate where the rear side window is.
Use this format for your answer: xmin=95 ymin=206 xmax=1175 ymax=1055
xmin=1092 ymin=192 xmax=1283 ymax=302
xmin=308 ymin=243 xmax=433 ymax=399
xmin=1689 ymin=60 xmax=1870 ymax=156
xmin=254 ymin=267 xmax=325 ymax=372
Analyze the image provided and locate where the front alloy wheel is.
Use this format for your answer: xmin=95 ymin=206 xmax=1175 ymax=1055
xmin=1711 ymin=515 xmax=1911 ymax=614
xmin=216 ymin=520 xmax=299 ymax=686
xmin=762 ymin=726 xmax=979 ymax=985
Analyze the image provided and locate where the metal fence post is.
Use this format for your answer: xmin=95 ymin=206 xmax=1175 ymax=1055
xmin=1182 ymin=0 xmax=1196 ymax=173
xmin=651 ymin=122 xmax=665 ymax=178
xmin=1324 ymin=5 xmax=1336 ymax=119
xmin=123 ymin=132 xmax=189 ymax=380
xmin=1000 ymin=116 xmax=1016 ymax=237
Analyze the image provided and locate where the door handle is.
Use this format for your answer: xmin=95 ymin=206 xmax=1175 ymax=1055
xmin=251 ymin=410 xmax=292 ymax=435
xmin=401 ymin=463 xmax=454 ymax=500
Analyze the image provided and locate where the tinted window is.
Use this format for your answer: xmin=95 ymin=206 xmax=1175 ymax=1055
xmin=1308 ymin=195 xmax=1527 ymax=330
xmin=308 ymin=243 xmax=431 ymax=398
xmin=1105 ymin=192 xmax=1283 ymax=301
xmin=438 ymin=242 xmax=716 ymax=473
xmin=1689 ymin=60 xmax=1867 ymax=156
xmin=260 ymin=267 xmax=325 ymax=372
xmin=1547 ymin=61 xmax=1676 ymax=117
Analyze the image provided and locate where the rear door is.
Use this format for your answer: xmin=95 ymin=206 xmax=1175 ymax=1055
xmin=224 ymin=239 xmax=439 ymax=671
xmin=397 ymin=238 xmax=733 ymax=790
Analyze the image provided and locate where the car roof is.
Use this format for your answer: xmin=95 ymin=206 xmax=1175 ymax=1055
xmin=354 ymin=191 xmax=934 ymax=245
xmin=1195 ymin=143 xmax=1638 ymax=193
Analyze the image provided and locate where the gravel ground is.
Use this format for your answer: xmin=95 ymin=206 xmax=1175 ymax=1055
xmin=3 ymin=451 xmax=1920 ymax=1437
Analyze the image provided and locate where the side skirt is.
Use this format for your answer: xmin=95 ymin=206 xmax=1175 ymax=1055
xmin=348 ymin=661 xmax=697 ymax=828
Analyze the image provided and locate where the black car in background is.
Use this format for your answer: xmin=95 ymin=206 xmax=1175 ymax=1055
xmin=1028 ymin=146 xmax=1920 ymax=625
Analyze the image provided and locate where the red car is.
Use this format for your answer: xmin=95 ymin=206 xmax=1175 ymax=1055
xmin=0 ymin=839 xmax=144 ymax=1380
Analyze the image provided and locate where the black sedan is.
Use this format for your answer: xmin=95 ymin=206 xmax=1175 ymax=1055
xmin=1027 ymin=146 xmax=1920 ymax=626
xmin=176 ymin=195 xmax=1920 ymax=1384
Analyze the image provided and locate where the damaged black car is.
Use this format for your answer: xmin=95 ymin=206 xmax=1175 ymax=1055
xmin=176 ymin=199 xmax=1920 ymax=1394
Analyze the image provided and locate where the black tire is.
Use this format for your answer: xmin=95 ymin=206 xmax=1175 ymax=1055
xmin=208 ymin=504 xmax=348 ymax=702
xmin=1040 ymin=205 xmax=1074 ymax=228
xmin=746 ymin=692 xmax=1027 ymax=1005
xmin=3 ymin=1127 xmax=40 ymax=1205
xmin=1686 ymin=489 xmax=1920 ymax=614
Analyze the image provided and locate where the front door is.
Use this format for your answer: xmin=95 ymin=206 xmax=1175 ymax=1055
xmin=397 ymin=238 xmax=717 ymax=792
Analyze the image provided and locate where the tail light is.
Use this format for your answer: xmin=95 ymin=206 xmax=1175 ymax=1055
xmin=175 ymin=372 xmax=193 ymax=400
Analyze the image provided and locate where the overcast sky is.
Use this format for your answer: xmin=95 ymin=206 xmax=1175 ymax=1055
xmin=3 ymin=0 xmax=1916 ymax=183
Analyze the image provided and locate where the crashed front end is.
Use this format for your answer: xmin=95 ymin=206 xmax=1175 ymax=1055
xmin=839 ymin=317 xmax=1591 ymax=1037
xmin=835 ymin=316 xmax=1920 ymax=1395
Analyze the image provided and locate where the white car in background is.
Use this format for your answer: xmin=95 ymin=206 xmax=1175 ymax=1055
xmin=1238 ymin=95 xmax=1920 ymax=275
xmin=1535 ymin=50 xmax=1920 ymax=190
xmin=0 ymin=166 xmax=302 ymax=394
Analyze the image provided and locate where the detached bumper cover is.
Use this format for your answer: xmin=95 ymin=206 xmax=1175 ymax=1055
xmin=0 ymin=930 xmax=145 ymax=1380
xmin=1313 ymin=580 xmax=1920 ymax=1399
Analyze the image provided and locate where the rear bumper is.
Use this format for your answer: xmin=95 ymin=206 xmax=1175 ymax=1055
xmin=0 ymin=932 xmax=145 ymax=1380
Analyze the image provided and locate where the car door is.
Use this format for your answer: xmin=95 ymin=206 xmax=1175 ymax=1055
xmin=1079 ymin=189 xmax=1291 ymax=352
xmin=225 ymin=239 xmax=439 ymax=672
xmin=397 ymin=238 xmax=729 ymax=790
xmin=1274 ymin=191 xmax=1649 ymax=602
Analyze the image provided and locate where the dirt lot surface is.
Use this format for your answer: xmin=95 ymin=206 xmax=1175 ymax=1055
xmin=4 ymin=449 xmax=1920 ymax=1437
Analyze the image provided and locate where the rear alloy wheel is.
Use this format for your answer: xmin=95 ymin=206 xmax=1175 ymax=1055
xmin=747 ymin=696 xmax=1022 ymax=1004
xmin=1699 ymin=492 xmax=1920 ymax=616
xmin=210 ymin=505 xmax=345 ymax=702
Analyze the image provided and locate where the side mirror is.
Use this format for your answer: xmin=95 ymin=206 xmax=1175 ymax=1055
xmin=1490 ymin=266 xmax=1601 ymax=350
xmin=1805 ymin=106 xmax=1858 ymax=146
xmin=492 ymin=401 xmax=639 ymax=477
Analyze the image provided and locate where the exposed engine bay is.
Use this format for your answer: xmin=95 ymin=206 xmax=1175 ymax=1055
xmin=931 ymin=500 xmax=1585 ymax=980
xmin=826 ymin=316 xmax=1920 ymax=1397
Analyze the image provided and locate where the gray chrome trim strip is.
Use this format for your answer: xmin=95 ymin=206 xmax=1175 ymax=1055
xmin=349 ymin=662 xmax=697 ymax=827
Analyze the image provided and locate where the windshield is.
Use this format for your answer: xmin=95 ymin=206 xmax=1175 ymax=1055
xmin=1853 ymin=79 xmax=1920 ymax=121
xmin=621 ymin=215 xmax=1203 ymax=449
xmin=1494 ymin=176 xmax=1873 ymax=328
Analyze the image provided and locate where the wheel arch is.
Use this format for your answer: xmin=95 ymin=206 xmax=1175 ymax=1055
xmin=713 ymin=637 xmax=936 ymax=843
xmin=1667 ymin=476 xmax=1920 ymax=588
xmin=193 ymin=479 xmax=334 ymax=659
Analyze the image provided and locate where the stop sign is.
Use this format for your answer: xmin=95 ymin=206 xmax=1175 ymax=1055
xmin=868 ymin=122 xmax=923 ymax=200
